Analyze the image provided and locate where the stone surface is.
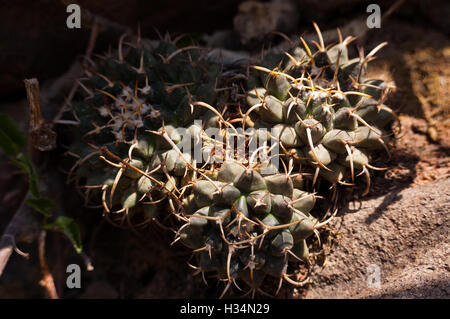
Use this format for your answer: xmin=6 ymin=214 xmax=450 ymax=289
xmin=233 ymin=0 xmax=298 ymax=47
xmin=306 ymin=178 xmax=450 ymax=299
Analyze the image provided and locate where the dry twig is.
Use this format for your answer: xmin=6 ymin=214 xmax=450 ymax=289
xmin=38 ymin=230 xmax=59 ymax=299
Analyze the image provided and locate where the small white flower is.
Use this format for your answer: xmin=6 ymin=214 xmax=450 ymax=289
xmin=97 ymin=106 xmax=109 ymax=117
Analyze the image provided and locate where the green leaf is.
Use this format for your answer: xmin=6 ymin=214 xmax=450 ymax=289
xmin=44 ymin=216 xmax=83 ymax=254
xmin=0 ymin=114 xmax=41 ymax=197
xmin=0 ymin=129 xmax=19 ymax=157
xmin=0 ymin=114 xmax=26 ymax=157
xmin=26 ymin=197 xmax=54 ymax=217
xmin=11 ymin=153 xmax=40 ymax=198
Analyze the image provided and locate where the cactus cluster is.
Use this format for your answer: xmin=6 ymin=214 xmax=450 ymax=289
xmin=245 ymin=24 xmax=396 ymax=196
xmin=65 ymin=36 xmax=221 ymax=225
xmin=63 ymin=24 xmax=396 ymax=297
xmin=179 ymin=159 xmax=324 ymax=297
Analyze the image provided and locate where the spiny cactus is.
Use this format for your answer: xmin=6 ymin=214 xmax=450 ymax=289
xmin=244 ymin=23 xmax=397 ymax=196
xmin=64 ymin=35 xmax=221 ymax=226
xmin=175 ymin=157 xmax=332 ymax=297
xmin=59 ymin=24 xmax=397 ymax=298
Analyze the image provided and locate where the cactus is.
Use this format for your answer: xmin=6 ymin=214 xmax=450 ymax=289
xmin=59 ymin=24 xmax=397 ymax=298
xmin=244 ymin=24 xmax=397 ymax=196
xmin=177 ymin=160 xmax=327 ymax=297
xmin=64 ymin=36 xmax=221 ymax=226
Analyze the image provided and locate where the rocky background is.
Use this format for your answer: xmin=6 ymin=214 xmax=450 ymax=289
xmin=0 ymin=0 xmax=448 ymax=298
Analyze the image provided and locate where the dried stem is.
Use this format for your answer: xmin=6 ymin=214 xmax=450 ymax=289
xmin=24 ymin=78 xmax=57 ymax=151
xmin=24 ymin=78 xmax=43 ymax=130
xmin=0 ymin=193 xmax=38 ymax=277
xmin=38 ymin=230 xmax=59 ymax=299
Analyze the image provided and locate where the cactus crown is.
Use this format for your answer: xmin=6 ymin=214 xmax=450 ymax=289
xmin=65 ymin=37 xmax=221 ymax=224
xmin=244 ymin=23 xmax=396 ymax=196
xmin=179 ymin=157 xmax=325 ymax=297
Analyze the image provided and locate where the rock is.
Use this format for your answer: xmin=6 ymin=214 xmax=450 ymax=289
xmin=306 ymin=178 xmax=450 ymax=298
xmin=233 ymin=0 xmax=298 ymax=47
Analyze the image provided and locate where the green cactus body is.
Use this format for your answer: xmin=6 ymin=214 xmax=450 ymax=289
xmin=245 ymin=24 xmax=396 ymax=196
xmin=178 ymin=161 xmax=319 ymax=296
xmin=66 ymin=37 xmax=221 ymax=224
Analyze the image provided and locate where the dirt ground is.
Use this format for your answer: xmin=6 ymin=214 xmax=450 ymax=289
xmin=0 ymin=1 xmax=449 ymax=299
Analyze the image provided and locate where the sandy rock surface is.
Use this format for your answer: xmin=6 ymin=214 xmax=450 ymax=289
xmin=306 ymin=178 xmax=450 ymax=299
